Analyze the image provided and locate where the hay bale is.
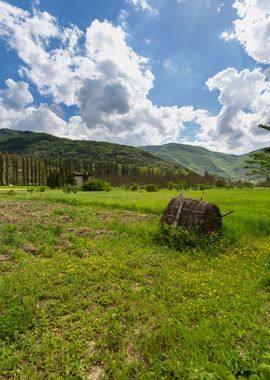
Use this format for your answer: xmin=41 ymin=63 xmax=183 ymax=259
xmin=161 ymin=196 xmax=222 ymax=234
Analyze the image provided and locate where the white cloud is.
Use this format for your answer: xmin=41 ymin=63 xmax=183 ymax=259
xmin=126 ymin=0 xmax=157 ymax=14
xmin=188 ymin=67 xmax=270 ymax=153
xmin=221 ymin=0 xmax=270 ymax=64
xmin=0 ymin=2 xmax=195 ymax=145
xmin=0 ymin=79 xmax=33 ymax=110
xmin=0 ymin=1 xmax=83 ymax=105
xmin=0 ymin=0 xmax=269 ymax=154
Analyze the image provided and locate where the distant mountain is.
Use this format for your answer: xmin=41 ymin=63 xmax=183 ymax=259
xmin=0 ymin=129 xmax=171 ymax=168
xmin=142 ymin=143 xmax=252 ymax=178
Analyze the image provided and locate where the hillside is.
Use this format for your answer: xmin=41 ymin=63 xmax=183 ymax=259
xmin=142 ymin=143 xmax=251 ymax=178
xmin=0 ymin=129 xmax=255 ymax=178
xmin=0 ymin=129 xmax=170 ymax=168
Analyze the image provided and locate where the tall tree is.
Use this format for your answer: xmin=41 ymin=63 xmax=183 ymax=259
xmin=22 ymin=157 xmax=26 ymax=186
xmin=5 ymin=155 xmax=9 ymax=185
xmin=0 ymin=153 xmax=3 ymax=186
xmin=245 ymin=124 xmax=270 ymax=182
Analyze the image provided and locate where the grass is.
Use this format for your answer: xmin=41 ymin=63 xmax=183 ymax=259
xmin=0 ymin=188 xmax=269 ymax=379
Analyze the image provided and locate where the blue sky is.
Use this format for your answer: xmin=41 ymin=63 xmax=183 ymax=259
xmin=0 ymin=0 xmax=269 ymax=153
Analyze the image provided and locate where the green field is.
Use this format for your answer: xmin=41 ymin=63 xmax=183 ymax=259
xmin=0 ymin=188 xmax=270 ymax=379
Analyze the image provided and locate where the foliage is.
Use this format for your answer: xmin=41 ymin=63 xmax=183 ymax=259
xmin=37 ymin=186 xmax=46 ymax=192
xmin=245 ymin=124 xmax=270 ymax=181
xmin=81 ymin=178 xmax=111 ymax=192
xmin=167 ymin=180 xmax=187 ymax=190
xmin=145 ymin=183 xmax=158 ymax=192
xmin=0 ymin=128 xmax=167 ymax=167
xmin=130 ymin=183 xmax=139 ymax=191
xmin=63 ymin=184 xmax=79 ymax=194
xmin=47 ymin=171 xmax=61 ymax=188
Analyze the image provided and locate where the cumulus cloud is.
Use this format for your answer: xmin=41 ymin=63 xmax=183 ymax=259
xmin=0 ymin=0 xmax=83 ymax=105
xmin=221 ymin=0 xmax=270 ymax=64
xmin=0 ymin=79 xmax=33 ymax=110
xmin=0 ymin=0 xmax=269 ymax=153
xmin=189 ymin=67 xmax=270 ymax=152
xmin=0 ymin=2 xmax=197 ymax=146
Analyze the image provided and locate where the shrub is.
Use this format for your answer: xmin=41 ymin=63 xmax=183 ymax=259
xmin=145 ymin=184 xmax=158 ymax=192
xmin=167 ymin=181 xmax=187 ymax=191
xmin=81 ymin=179 xmax=111 ymax=192
xmin=63 ymin=185 xmax=78 ymax=194
xmin=167 ymin=181 xmax=176 ymax=190
xmin=130 ymin=183 xmax=139 ymax=191
xmin=27 ymin=188 xmax=34 ymax=194
xmin=37 ymin=187 xmax=46 ymax=192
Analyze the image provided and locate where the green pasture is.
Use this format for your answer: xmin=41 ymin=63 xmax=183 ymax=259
xmin=0 ymin=188 xmax=269 ymax=379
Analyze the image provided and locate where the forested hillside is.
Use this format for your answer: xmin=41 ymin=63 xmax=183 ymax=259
xmin=0 ymin=129 xmax=168 ymax=167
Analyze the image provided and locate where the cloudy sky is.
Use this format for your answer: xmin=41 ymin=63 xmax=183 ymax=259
xmin=0 ymin=0 xmax=269 ymax=154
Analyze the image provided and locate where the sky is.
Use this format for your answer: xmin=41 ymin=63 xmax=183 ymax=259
xmin=0 ymin=0 xmax=269 ymax=154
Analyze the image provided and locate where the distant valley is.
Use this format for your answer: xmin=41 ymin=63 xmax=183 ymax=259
xmin=142 ymin=143 xmax=252 ymax=179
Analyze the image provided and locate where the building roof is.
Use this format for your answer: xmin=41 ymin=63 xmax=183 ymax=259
xmin=72 ymin=172 xmax=90 ymax=177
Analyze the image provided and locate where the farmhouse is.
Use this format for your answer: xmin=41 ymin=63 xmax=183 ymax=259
xmin=72 ymin=172 xmax=91 ymax=186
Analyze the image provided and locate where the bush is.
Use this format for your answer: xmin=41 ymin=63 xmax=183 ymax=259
xmin=37 ymin=187 xmax=46 ymax=192
xmin=145 ymin=184 xmax=158 ymax=192
xmin=167 ymin=181 xmax=176 ymax=190
xmin=167 ymin=181 xmax=187 ymax=191
xmin=27 ymin=188 xmax=34 ymax=194
xmin=63 ymin=185 xmax=78 ymax=194
xmin=81 ymin=179 xmax=111 ymax=192
xmin=130 ymin=183 xmax=139 ymax=191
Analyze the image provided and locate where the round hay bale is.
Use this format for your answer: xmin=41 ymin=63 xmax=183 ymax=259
xmin=161 ymin=197 xmax=222 ymax=234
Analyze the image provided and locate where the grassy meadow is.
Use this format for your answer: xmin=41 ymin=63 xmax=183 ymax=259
xmin=0 ymin=188 xmax=270 ymax=379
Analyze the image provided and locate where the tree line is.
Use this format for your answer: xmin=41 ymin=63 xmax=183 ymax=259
xmin=0 ymin=152 xmax=208 ymax=187
xmin=0 ymin=152 xmax=253 ymax=188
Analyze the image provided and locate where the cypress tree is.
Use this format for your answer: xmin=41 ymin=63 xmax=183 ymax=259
xmin=30 ymin=156 xmax=34 ymax=185
xmin=22 ymin=157 xmax=26 ymax=186
xmin=5 ymin=155 xmax=9 ymax=185
xmin=26 ymin=156 xmax=30 ymax=186
xmin=14 ymin=156 xmax=19 ymax=185
xmin=0 ymin=153 xmax=3 ymax=186
xmin=34 ymin=157 xmax=38 ymax=185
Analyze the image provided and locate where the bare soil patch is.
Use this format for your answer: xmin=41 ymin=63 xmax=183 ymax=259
xmin=86 ymin=366 xmax=104 ymax=380
xmin=0 ymin=201 xmax=68 ymax=225
xmin=23 ymin=243 xmax=38 ymax=255
xmin=0 ymin=253 xmax=9 ymax=263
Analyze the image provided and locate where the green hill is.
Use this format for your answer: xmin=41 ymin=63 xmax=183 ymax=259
xmin=0 ymin=129 xmax=170 ymax=168
xmin=0 ymin=129 xmax=255 ymax=178
xmin=142 ymin=143 xmax=251 ymax=178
